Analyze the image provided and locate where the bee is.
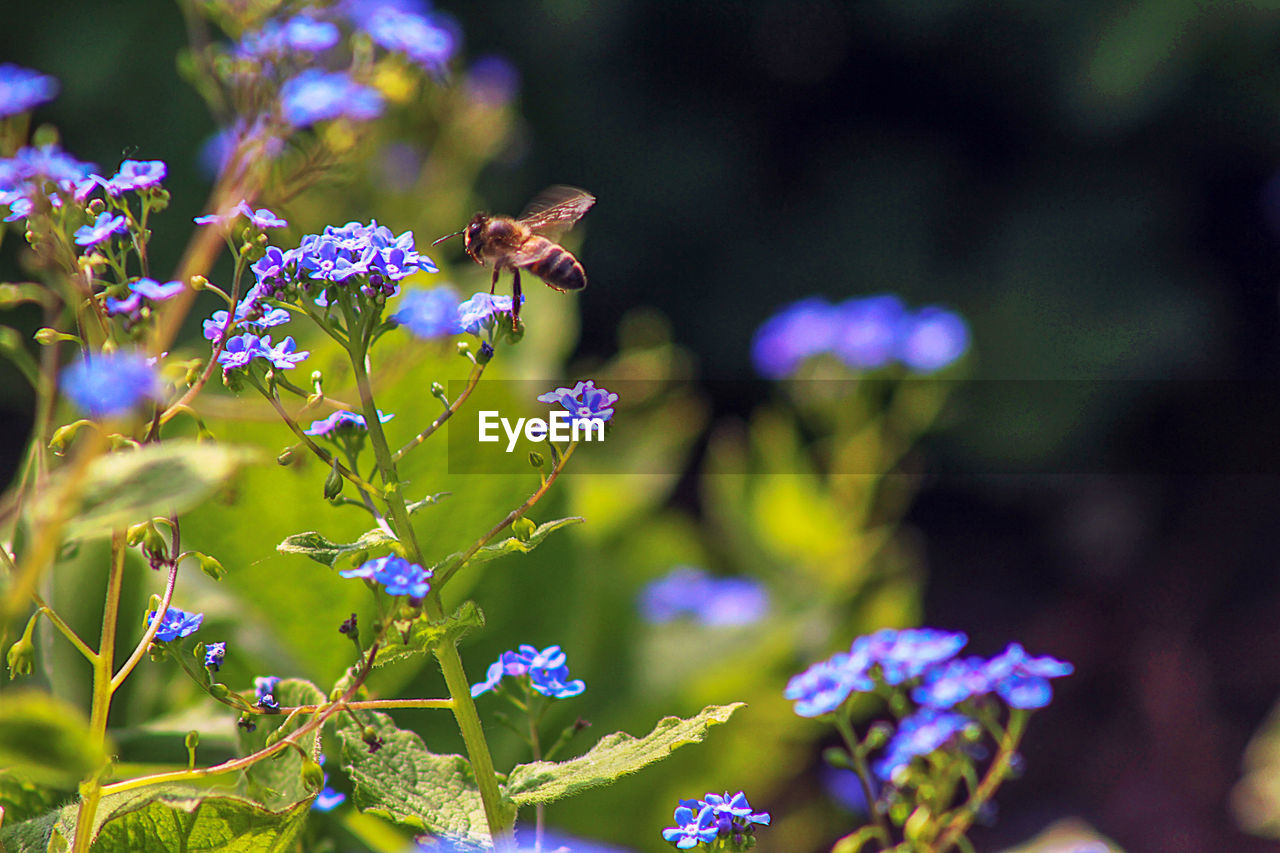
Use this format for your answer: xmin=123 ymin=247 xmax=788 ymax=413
xmin=434 ymin=186 xmax=595 ymax=328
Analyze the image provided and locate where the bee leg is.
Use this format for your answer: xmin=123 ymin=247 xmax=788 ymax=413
xmin=511 ymin=268 xmax=523 ymax=329
xmin=489 ymin=265 xmax=500 ymax=296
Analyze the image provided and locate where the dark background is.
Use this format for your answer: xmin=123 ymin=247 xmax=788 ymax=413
xmin=5 ymin=1 xmax=1280 ymax=850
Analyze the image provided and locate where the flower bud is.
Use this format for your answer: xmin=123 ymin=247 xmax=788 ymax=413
xmin=126 ymin=522 xmax=149 ymax=546
xmin=48 ymin=419 xmax=92 ymax=456
xmin=189 ymin=275 xmax=209 ymax=291
xmin=512 ymin=517 xmax=535 ymax=542
xmin=34 ymin=327 xmax=77 ymax=346
xmin=457 ymin=341 xmax=472 ymax=359
xmin=300 ymin=756 xmax=326 ymax=792
xmin=476 ymin=342 xmax=494 ymax=365
xmin=208 ymin=683 xmax=230 ymax=700
xmin=6 ymin=613 xmax=39 ymax=678
xmin=197 ymin=552 xmax=226 ymax=581
xmin=277 ymin=446 xmax=297 ymax=466
xmin=143 ymin=524 xmax=169 ymax=561
xmin=430 ymin=382 xmax=448 ymax=404
xmin=87 ymin=198 xmax=105 ymax=215
xmin=528 ymin=451 xmax=545 ymax=469
xmin=323 ymin=461 xmax=343 ymax=501
xmin=184 ymin=730 xmax=200 ymax=750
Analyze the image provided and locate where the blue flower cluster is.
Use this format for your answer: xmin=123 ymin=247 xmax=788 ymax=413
xmin=639 ymin=566 xmax=769 ymax=627
xmin=339 ymin=0 xmax=458 ymax=72
xmin=457 ymin=292 xmax=522 ymax=337
xmin=785 ymin=628 xmax=1072 ymax=783
xmin=146 ymin=606 xmax=204 ymax=643
xmin=662 ymin=791 xmax=770 ymax=850
xmin=61 ymin=351 xmax=160 ymax=418
xmin=0 ymin=143 xmax=96 ymax=222
xmin=537 ymin=380 xmax=618 ymax=424
xmin=105 ymin=278 xmax=185 ymax=323
xmin=0 ymin=64 xmax=58 ymax=118
xmin=203 ymin=641 xmax=227 ymax=671
xmin=470 ymin=644 xmax=586 ymax=699
xmin=340 ymin=554 xmax=432 ymax=599
xmin=280 ymin=70 xmax=384 ymax=127
xmin=253 ymin=220 xmax=436 ymax=297
xmin=752 ymin=294 xmax=970 ymax=378
xmin=216 ymin=333 xmax=310 ymax=371
xmin=254 ymin=675 xmax=281 ymax=710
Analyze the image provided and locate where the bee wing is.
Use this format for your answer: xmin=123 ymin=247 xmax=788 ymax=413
xmin=517 ymin=186 xmax=596 ymax=238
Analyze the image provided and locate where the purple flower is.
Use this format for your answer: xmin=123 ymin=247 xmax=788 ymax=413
xmin=471 ymin=644 xmax=585 ymax=698
xmin=662 ymin=805 xmax=719 ymax=849
xmin=217 ymin=333 xmax=268 ymax=369
xmin=394 ymin=287 xmax=461 ymax=337
xmin=457 ymin=292 xmax=520 ymax=335
xmin=0 ymin=64 xmax=59 ymax=117
xmin=699 ymin=791 xmax=771 ymax=834
xmin=339 ymin=555 xmax=432 ymax=598
xmin=834 ymin=294 xmax=907 ymax=370
xmin=860 ymin=628 xmax=969 ymax=686
xmin=73 ymin=212 xmax=127 ymax=247
xmin=282 ymin=15 xmax=340 ymax=52
xmin=236 ymin=201 xmax=288 ymax=229
xmin=983 ymin=643 xmax=1073 ymax=709
xmin=313 ymin=785 xmax=346 ymax=811
xmin=280 ymin=70 xmax=384 ymax=126
xmin=254 ymin=675 xmax=281 ymax=710
xmin=146 ymin=606 xmax=204 ymax=642
xmin=897 ymin=306 xmax=969 ymax=373
xmin=130 ymin=278 xmax=185 ymax=301
xmin=101 ymin=160 xmax=166 ymax=195
xmin=363 ymin=6 xmax=456 ymax=71
xmin=784 ymin=649 xmax=874 ymax=718
xmin=751 ymin=297 xmax=839 ymax=378
xmin=873 ymin=709 xmax=973 ymax=782
xmin=638 ymin=567 xmax=768 ymax=627
xmin=304 ymin=409 xmax=393 ymax=436
xmin=204 ymin=641 xmax=227 ymax=671
xmin=537 ymin=380 xmax=618 ymax=424
xmin=529 ymin=664 xmax=586 ymax=699
xmin=262 ymin=335 xmax=310 ymax=369
xmin=62 ymin=351 xmax=159 ymax=417
xmin=105 ymin=292 xmax=143 ymax=318
xmin=912 ymin=656 xmax=996 ymax=709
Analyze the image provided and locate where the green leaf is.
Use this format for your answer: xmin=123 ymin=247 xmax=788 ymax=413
xmin=371 ymin=601 xmax=484 ymax=670
xmin=336 ymin=706 xmax=512 ymax=847
xmin=276 ymin=527 xmax=395 ymax=569
xmin=34 ymin=786 xmax=312 ymax=853
xmin=0 ymin=804 xmax=61 ymax=853
xmin=235 ymin=679 xmax=326 ymax=809
xmin=0 ymin=770 xmax=71 ymax=824
xmin=36 ymin=441 xmax=259 ymax=540
xmin=504 ymin=703 xmax=744 ymax=806
xmin=0 ymin=692 xmax=107 ymax=787
xmin=438 ymin=517 xmax=584 ymax=572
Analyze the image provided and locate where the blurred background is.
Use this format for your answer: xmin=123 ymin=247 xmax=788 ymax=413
xmin=5 ymin=1 xmax=1280 ymax=852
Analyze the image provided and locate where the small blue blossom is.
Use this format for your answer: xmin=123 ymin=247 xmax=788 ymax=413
xmin=394 ymin=286 xmax=462 ymax=337
xmin=834 ymin=294 xmax=907 ymax=370
xmin=339 ymin=554 xmax=432 ymax=599
xmin=471 ymin=644 xmax=585 ymax=698
xmin=130 ymin=278 xmax=185 ymax=302
xmin=983 ymin=643 xmax=1073 ymax=709
xmin=262 ymin=335 xmax=310 ymax=369
xmin=254 ymin=676 xmax=281 ymax=704
xmin=304 ymin=409 xmax=394 ymax=436
xmin=639 ymin=566 xmax=768 ymax=627
xmin=236 ymin=200 xmax=288 ymax=229
xmin=784 ymin=648 xmax=874 ymax=717
xmin=860 ymin=628 xmax=969 ymax=686
xmin=252 ymin=246 xmax=293 ymax=285
xmin=751 ymin=297 xmax=838 ymax=378
xmin=282 ymin=15 xmax=341 ymax=52
xmin=105 ymin=292 xmax=143 ymax=319
xmin=0 ymin=64 xmax=59 ymax=117
xmin=146 ymin=606 xmax=204 ymax=642
xmin=280 ymin=70 xmax=384 ymax=126
xmin=101 ymin=160 xmax=166 ymax=195
xmin=911 ymin=656 xmax=995 ymax=709
xmin=529 ymin=664 xmax=586 ymax=698
xmin=62 ymin=351 xmax=159 ymax=417
xmin=662 ymin=805 xmax=718 ymax=850
xmin=363 ymin=6 xmax=456 ymax=71
xmin=217 ymin=333 xmax=268 ymax=369
xmin=73 ymin=212 xmax=127 ymax=247
xmin=873 ymin=708 xmax=973 ymax=782
xmin=204 ymin=641 xmax=227 ymax=671
xmin=537 ymin=380 xmax=618 ymax=424
xmin=897 ymin=306 xmax=969 ymax=372
xmin=457 ymin=292 xmax=520 ymax=336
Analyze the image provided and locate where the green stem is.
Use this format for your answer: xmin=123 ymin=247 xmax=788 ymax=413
xmin=73 ymin=531 xmax=127 ymax=853
xmin=930 ymin=709 xmax=1028 ymax=853
xmin=392 ymin=362 xmax=486 ymax=462
xmin=33 ymin=597 xmax=94 ymax=662
xmin=344 ymin=311 xmax=512 ymax=851
xmin=110 ymin=558 xmax=179 ymax=691
xmin=834 ymin=713 xmax=890 ymax=850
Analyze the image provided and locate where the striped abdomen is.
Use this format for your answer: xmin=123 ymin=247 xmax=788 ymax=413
xmin=518 ymin=235 xmax=587 ymax=292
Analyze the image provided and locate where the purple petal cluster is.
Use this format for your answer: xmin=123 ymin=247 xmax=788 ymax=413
xmin=204 ymin=641 xmax=227 ymax=671
xmin=470 ymin=643 xmax=586 ymax=699
xmin=202 ymin=295 xmax=291 ymax=346
xmin=393 ymin=286 xmax=462 ymax=337
xmin=73 ymin=212 xmax=127 ymax=247
xmin=0 ymin=143 xmax=97 ymax=222
xmin=280 ymin=69 xmax=384 ymax=127
xmin=639 ymin=566 xmax=768 ymax=627
xmin=238 ymin=14 xmax=341 ymax=58
xmin=910 ymin=643 xmax=1073 ymax=711
xmin=456 ymin=292 xmax=521 ymax=336
xmin=339 ymin=554 xmax=432 ymax=599
xmin=216 ymin=333 xmax=310 ymax=371
xmin=0 ymin=64 xmax=59 ymax=117
xmin=146 ymin=606 xmax=204 ymax=642
xmin=304 ymin=409 xmax=394 ymax=436
xmin=61 ymin=351 xmax=159 ymax=417
xmin=663 ymin=791 xmax=769 ymax=849
xmin=362 ymin=5 xmax=456 ymax=71
xmin=254 ymin=675 xmax=281 ymax=710
xmin=98 ymin=159 xmax=166 ymax=195
xmin=751 ymin=294 xmax=970 ymax=377
xmin=195 ymin=200 xmax=288 ymax=230
xmin=536 ymin=380 xmax=618 ymax=424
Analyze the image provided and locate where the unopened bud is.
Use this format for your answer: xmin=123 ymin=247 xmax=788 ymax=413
xmin=34 ymin=327 xmax=78 ymax=346
xmin=323 ymin=461 xmax=343 ymax=501
xmin=277 ymin=446 xmax=297 ymax=466
xmin=127 ymin=522 xmax=149 ymax=547
xmin=49 ymin=419 xmax=92 ymax=456
xmin=512 ymin=517 xmax=535 ymax=542
xmin=476 ymin=342 xmax=494 ymax=365
xmin=196 ymin=552 xmax=226 ymax=581
xmin=208 ymin=683 xmax=230 ymax=700
xmin=87 ymin=198 xmax=105 ymax=215
xmin=300 ymin=755 xmax=326 ymax=792
xmin=189 ymin=275 xmax=209 ymax=291
xmin=185 ymin=730 xmax=200 ymax=750
xmin=430 ymin=382 xmax=447 ymax=404
xmin=6 ymin=613 xmax=39 ymax=678
xmin=528 ymin=451 xmax=545 ymax=469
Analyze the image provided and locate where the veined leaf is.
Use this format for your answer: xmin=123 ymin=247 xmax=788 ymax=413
xmin=504 ymin=703 xmax=744 ymax=806
xmin=276 ymin=527 xmax=396 ymax=569
xmin=372 ymin=601 xmax=485 ymax=670
xmin=436 ymin=517 xmax=583 ymax=573
xmin=236 ymin=679 xmax=326 ymax=809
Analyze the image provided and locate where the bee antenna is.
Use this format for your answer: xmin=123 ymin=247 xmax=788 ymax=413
xmin=432 ymin=230 xmax=464 ymax=246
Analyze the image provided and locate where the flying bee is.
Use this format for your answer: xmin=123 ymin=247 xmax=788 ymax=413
xmin=434 ymin=186 xmax=595 ymax=328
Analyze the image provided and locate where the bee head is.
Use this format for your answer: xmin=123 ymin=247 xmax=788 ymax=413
xmin=463 ymin=213 xmax=489 ymax=262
